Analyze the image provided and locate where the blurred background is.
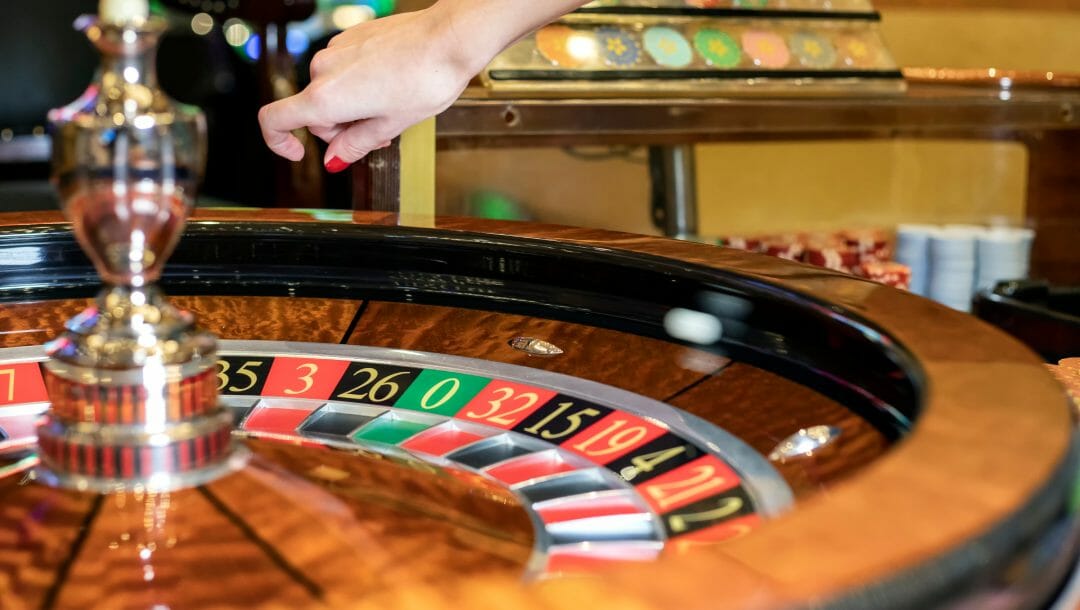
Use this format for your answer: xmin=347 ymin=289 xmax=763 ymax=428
xmin=0 ymin=1 xmax=1077 ymax=268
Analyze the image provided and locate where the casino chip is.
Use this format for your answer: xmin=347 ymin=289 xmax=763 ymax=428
xmin=741 ymin=30 xmax=790 ymax=68
xmin=762 ymin=236 xmax=805 ymax=262
xmin=644 ymin=27 xmax=694 ymax=68
xmin=803 ymin=244 xmax=860 ymax=273
xmin=834 ymin=33 xmax=879 ymax=68
xmin=928 ymin=227 xmax=978 ymax=312
xmin=789 ymin=32 xmax=838 ymax=69
xmin=721 ymin=236 xmax=764 ymax=252
xmin=857 ymin=262 xmax=912 ymax=290
xmin=1049 ymin=358 xmax=1080 ymax=411
xmin=694 ymin=28 xmax=742 ymax=68
xmin=597 ymin=27 xmax=642 ymax=67
xmin=536 ymin=25 xmax=589 ymax=68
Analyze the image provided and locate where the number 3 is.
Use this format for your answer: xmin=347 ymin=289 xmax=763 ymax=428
xmin=285 ymin=363 xmax=319 ymax=395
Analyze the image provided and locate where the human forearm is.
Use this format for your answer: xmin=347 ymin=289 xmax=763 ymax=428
xmin=260 ymin=0 xmax=590 ymax=164
xmin=429 ymin=0 xmax=592 ymax=75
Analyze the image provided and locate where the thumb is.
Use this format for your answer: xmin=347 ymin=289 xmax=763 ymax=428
xmin=324 ymin=118 xmax=396 ymax=172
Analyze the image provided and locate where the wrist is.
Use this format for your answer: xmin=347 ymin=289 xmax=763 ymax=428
xmin=424 ymin=0 xmax=590 ymax=78
xmin=424 ymin=1 xmax=502 ymax=80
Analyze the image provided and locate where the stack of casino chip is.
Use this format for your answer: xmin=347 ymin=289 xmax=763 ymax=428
xmin=855 ymin=262 xmax=912 ymax=291
xmin=724 ymin=235 xmax=764 ymax=252
xmin=894 ymin=223 xmax=1035 ymax=310
xmin=895 ymin=224 xmax=935 ymax=296
xmin=975 ymin=227 xmax=1035 ymax=293
xmin=802 ymin=240 xmax=860 ymax=273
xmin=719 ymin=229 xmax=908 ymax=288
xmin=761 ymin=235 xmax=804 ymax=261
xmin=841 ymin=229 xmax=891 ymax=264
xmin=1048 ymin=358 xmax=1080 ymax=412
xmin=801 ymin=229 xmax=890 ymax=273
xmin=927 ymin=227 xmax=979 ymax=312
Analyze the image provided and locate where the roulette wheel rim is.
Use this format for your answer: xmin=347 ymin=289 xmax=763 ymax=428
xmin=0 ymin=212 xmax=1075 ymax=609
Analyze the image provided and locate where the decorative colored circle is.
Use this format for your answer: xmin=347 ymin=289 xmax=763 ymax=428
xmin=834 ymin=34 xmax=879 ymax=68
xmin=644 ymin=27 xmax=693 ymax=68
xmin=596 ymin=27 xmax=641 ymax=67
xmin=789 ymin=32 xmax=837 ymax=69
xmin=686 ymin=0 xmax=723 ymax=7
xmin=536 ymin=25 xmax=587 ymax=68
xmin=741 ymin=30 xmax=790 ymax=69
xmin=694 ymin=29 xmax=741 ymax=68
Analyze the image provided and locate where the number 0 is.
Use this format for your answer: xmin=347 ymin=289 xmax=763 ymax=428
xmin=420 ymin=378 xmax=460 ymax=410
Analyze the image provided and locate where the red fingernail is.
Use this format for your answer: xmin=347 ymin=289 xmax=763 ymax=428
xmin=325 ymin=156 xmax=350 ymax=173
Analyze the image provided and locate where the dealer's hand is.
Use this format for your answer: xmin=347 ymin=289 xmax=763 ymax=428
xmin=258 ymin=0 xmax=590 ymax=172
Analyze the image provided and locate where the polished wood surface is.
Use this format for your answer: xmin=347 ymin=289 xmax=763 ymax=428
xmin=1023 ymin=130 xmax=1080 ymax=283
xmin=669 ymin=364 xmax=889 ymax=498
xmin=0 ymin=211 xmax=1074 ymax=609
xmin=0 ymin=296 xmax=364 ymax=349
xmin=346 ymin=301 xmax=729 ymax=401
xmin=0 ymin=441 xmax=534 ymax=609
xmin=0 ymin=300 xmax=91 ymax=348
xmin=0 ymin=483 xmax=96 ymax=610
xmin=173 ymin=296 xmax=364 ymax=344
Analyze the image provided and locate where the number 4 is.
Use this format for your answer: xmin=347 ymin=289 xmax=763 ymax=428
xmin=621 ymin=445 xmax=688 ymax=481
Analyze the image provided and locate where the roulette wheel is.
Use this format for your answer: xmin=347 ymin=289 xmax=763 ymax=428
xmin=2 ymin=2 xmax=1075 ymax=608
xmin=0 ymin=209 xmax=1076 ymax=609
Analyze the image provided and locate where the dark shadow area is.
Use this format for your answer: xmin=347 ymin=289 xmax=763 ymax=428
xmin=0 ymin=4 xmax=349 ymax=211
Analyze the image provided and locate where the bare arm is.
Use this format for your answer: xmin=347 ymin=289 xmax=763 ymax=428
xmin=258 ymin=0 xmax=590 ymax=170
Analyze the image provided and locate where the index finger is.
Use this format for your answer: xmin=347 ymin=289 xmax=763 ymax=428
xmin=258 ymin=92 xmax=323 ymax=161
